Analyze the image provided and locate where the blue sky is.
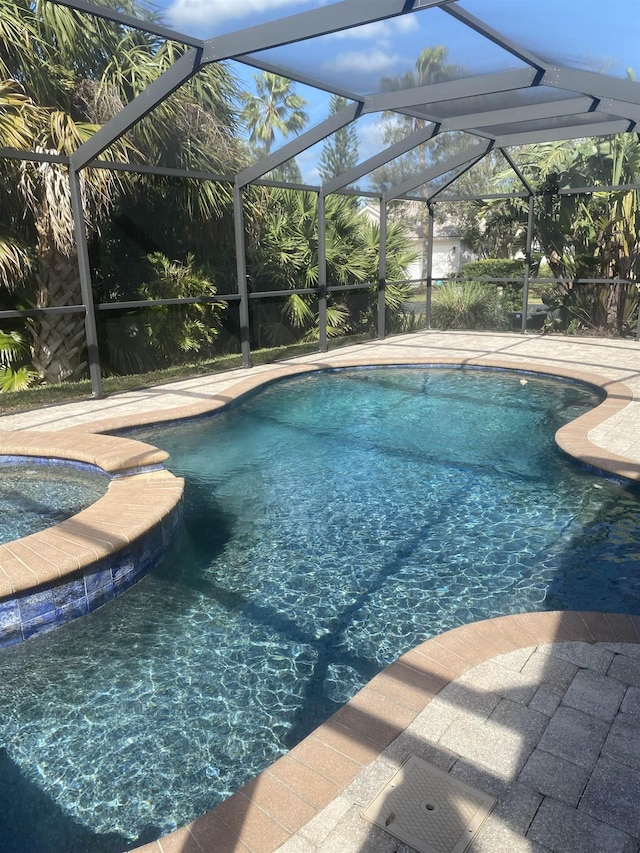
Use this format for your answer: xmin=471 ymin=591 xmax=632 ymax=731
xmin=149 ymin=0 xmax=640 ymax=183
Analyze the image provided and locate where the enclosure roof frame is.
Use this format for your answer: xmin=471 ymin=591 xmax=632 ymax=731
xmin=50 ymin=0 xmax=639 ymax=200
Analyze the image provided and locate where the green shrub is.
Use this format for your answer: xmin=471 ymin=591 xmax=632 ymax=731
xmin=431 ymin=281 xmax=507 ymax=330
xmin=458 ymin=258 xmax=525 ymax=281
xmin=458 ymin=258 xmax=527 ymax=311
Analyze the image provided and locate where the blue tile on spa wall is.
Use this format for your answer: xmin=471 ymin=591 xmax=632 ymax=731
xmin=18 ymin=589 xmax=55 ymax=623
xmin=0 ymin=598 xmax=20 ymax=632
xmin=22 ymin=610 xmax=58 ymax=641
xmin=111 ymin=553 xmax=135 ymax=581
xmin=113 ymin=569 xmax=137 ymax=594
xmin=0 ymin=621 xmax=22 ymax=648
xmin=52 ymin=578 xmax=86 ymax=609
xmin=56 ymin=598 xmax=89 ymax=625
xmin=0 ymin=499 xmax=182 ymax=646
xmin=84 ymin=564 xmax=113 ymax=596
xmin=129 ymin=561 xmax=148 ymax=584
xmin=0 ymin=600 xmax=22 ymax=647
xmin=87 ymin=583 xmax=115 ymax=612
xmin=142 ymin=525 xmax=165 ymax=562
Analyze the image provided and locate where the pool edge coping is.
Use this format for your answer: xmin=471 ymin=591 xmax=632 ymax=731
xmin=1 ymin=354 xmax=639 ymax=849
xmin=63 ymin=356 xmax=639 ymax=484
xmin=129 ymin=610 xmax=640 ymax=853
xmin=0 ymin=354 xmax=635 ymax=609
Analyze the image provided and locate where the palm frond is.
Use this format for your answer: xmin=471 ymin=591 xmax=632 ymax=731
xmin=284 ymin=293 xmax=314 ymax=328
xmin=0 ymin=79 xmax=40 ymax=149
xmin=0 ymin=233 xmax=31 ymax=289
xmin=0 ymin=364 xmax=37 ymax=392
xmin=0 ymin=329 xmax=27 ymax=366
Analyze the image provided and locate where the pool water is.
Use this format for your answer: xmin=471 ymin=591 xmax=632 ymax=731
xmin=0 ymin=462 xmax=109 ymax=545
xmin=0 ymin=367 xmax=639 ymax=852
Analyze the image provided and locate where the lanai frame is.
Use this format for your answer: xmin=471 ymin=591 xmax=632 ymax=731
xmin=1 ymin=0 xmax=640 ymax=396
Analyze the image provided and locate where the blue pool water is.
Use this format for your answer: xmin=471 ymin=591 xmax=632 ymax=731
xmin=0 ymin=462 xmax=109 ymax=544
xmin=0 ymin=367 xmax=639 ymax=852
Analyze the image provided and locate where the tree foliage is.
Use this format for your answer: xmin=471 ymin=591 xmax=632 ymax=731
xmin=318 ymin=95 xmax=359 ymax=184
xmin=0 ymin=0 xmax=244 ymax=382
xmin=0 ymin=329 xmax=38 ymax=392
xmin=457 ymin=258 xmax=529 ymax=312
xmin=245 ymin=188 xmax=418 ymax=345
xmin=478 ymin=134 xmax=640 ymax=334
xmin=370 ymin=46 xmax=464 ymax=194
xmin=240 ymin=71 xmax=308 ymax=157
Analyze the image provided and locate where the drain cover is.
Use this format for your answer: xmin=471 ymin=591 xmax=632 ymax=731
xmin=362 ymin=755 xmax=496 ymax=853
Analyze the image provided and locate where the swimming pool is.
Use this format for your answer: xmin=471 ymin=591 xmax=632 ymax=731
xmin=0 ymin=461 xmax=109 ymax=544
xmin=0 ymin=367 xmax=638 ymax=852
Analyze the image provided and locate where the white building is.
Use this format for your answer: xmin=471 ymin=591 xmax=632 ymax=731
xmin=361 ymin=202 xmax=475 ymax=283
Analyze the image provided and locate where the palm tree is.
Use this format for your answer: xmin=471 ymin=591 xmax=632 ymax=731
xmin=245 ymin=188 xmax=417 ymax=346
xmin=374 ymin=46 xmax=463 ymax=189
xmin=240 ymin=72 xmax=308 ymax=157
xmin=373 ymin=47 xmax=464 ymax=280
xmin=0 ymin=80 xmax=38 ymax=291
xmin=0 ymin=0 xmax=243 ymax=383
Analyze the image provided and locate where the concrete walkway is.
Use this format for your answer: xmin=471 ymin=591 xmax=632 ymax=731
xmin=1 ymin=330 xmax=640 ymax=853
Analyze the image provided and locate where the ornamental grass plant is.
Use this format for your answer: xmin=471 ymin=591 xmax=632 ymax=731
xmin=431 ymin=280 xmax=507 ymax=330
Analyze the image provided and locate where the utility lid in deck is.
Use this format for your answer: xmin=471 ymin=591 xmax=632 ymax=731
xmin=362 ymin=755 xmax=496 ymax=853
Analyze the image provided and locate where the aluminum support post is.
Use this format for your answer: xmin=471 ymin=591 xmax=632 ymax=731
xmin=318 ymin=193 xmax=328 ymax=352
xmin=426 ymin=203 xmax=435 ymax=329
xmin=69 ymin=168 xmax=103 ymax=397
xmin=521 ymin=195 xmax=535 ymax=333
xmin=378 ymin=199 xmax=387 ymax=339
xmin=233 ymin=185 xmax=251 ymax=367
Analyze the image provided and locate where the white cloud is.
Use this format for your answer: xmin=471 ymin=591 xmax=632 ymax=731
xmin=356 ymin=117 xmax=387 ymax=160
xmin=330 ymin=49 xmax=402 ymax=75
xmin=166 ymin=0 xmax=315 ymax=32
xmin=166 ymin=1 xmax=421 ymax=40
xmin=331 ymin=14 xmax=420 ymax=42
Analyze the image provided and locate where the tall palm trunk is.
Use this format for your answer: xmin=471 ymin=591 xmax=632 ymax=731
xmin=29 ymin=226 xmax=87 ymax=382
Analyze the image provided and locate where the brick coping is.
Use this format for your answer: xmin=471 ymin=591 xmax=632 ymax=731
xmin=130 ymin=611 xmax=640 ymax=853
xmin=59 ymin=357 xmax=637 ymax=478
